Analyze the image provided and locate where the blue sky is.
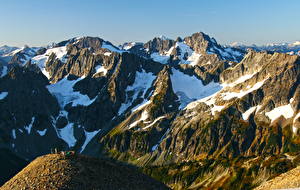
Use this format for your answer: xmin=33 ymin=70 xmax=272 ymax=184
xmin=0 ymin=0 xmax=299 ymax=47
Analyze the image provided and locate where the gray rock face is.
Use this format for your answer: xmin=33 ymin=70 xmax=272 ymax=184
xmin=184 ymin=32 xmax=214 ymax=54
xmin=144 ymin=37 xmax=176 ymax=54
xmin=68 ymin=37 xmax=104 ymax=52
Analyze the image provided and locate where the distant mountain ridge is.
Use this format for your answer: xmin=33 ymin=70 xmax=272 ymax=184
xmin=1 ymin=32 xmax=300 ymax=189
xmin=228 ymin=41 xmax=300 ymax=55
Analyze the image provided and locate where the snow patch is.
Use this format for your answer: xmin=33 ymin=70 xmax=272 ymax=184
xmin=47 ymin=76 xmax=96 ymax=108
xmin=118 ymin=70 xmax=156 ymax=115
xmin=45 ymin=46 xmax=67 ymax=60
xmin=176 ymin=42 xmax=193 ymax=58
xmin=37 ymin=129 xmax=47 ymax=136
xmin=12 ymin=129 xmax=16 ymax=139
xmin=175 ymin=42 xmax=202 ymax=66
xmin=129 ymin=110 xmax=149 ymax=129
xmin=143 ymin=116 xmax=166 ymax=130
xmin=31 ymin=46 xmax=67 ymax=79
xmin=170 ymin=68 xmax=221 ymax=109
xmin=211 ymin=105 xmax=225 ymax=115
xmin=187 ymin=52 xmax=202 ymax=66
xmin=0 ymin=92 xmax=8 ymax=100
xmin=57 ymin=123 xmax=76 ymax=147
xmin=242 ymin=106 xmax=257 ymax=120
xmin=122 ymin=42 xmax=137 ymax=50
xmin=224 ymin=47 xmax=243 ymax=57
xmin=24 ymin=117 xmax=35 ymax=134
xmin=185 ymin=89 xmax=226 ymax=116
xmin=149 ymin=41 xmax=202 ymax=66
xmin=104 ymin=52 xmax=112 ymax=56
xmin=94 ymin=65 xmax=108 ymax=75
xmin=222 ymin=80 xmax=266 ymax=100
xmin=0 ymin=66 xmax=8 ymax=77
xmin=201 ymin=95 xmax=225 ymax=115
xmin=102 ymin=42 xmax=123 ymax=53
xmin=151 ymin=144 xmax=158 ymax=151
xmin=290 ymin=41 xmax=300 ymax=47
xmin=131 ymin=100 xmax=152 ymax=113
xmin=80 ymin=129 xmax=101 ymax=153
xmin=265 ymin=103 xmax=294 ymax=122
xmin=293 ymin=112 xmax=300 ymax=134
xmin=150 ymin=52 xmax=170 ymax=64
xmin=222 ymin=72 xmax=257 ymax=88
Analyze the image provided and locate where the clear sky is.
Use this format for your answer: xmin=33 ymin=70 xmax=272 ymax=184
xmin=0 ymin=0 xmax=299 ymax=47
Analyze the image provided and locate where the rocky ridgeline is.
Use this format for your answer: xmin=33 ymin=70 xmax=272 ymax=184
xmin=0 ymin=32 xmax=300 ymax=189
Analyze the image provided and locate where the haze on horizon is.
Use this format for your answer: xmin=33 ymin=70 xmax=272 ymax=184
xmin=0 ymin=0 xmax=299 ymax=47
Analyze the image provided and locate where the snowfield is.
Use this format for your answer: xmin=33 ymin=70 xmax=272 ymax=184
xmin=0 ymin=92 xmax=8 ymax=100
xmin=46 ymin=76 xmax=97 ymax=108
xmin=170 ymin=68 xmax=221 ymax=108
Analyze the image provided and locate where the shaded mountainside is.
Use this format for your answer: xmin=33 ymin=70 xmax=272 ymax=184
xmin=0 ymin=148 xmax=28 ymax=186
xmin=1 ymin=153 xmax=169 ymax=190
xmin=1 ymin=32 xmax=300 ymax=189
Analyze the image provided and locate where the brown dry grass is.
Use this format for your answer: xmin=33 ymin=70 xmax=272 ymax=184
xmin=255 ymin=166 xmax=300 ymax=190
xmin=1 ymin=154 xmax=169 ymax=190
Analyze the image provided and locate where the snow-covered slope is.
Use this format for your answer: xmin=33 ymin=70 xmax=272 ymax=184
xmin=170 ymin=68 xmax=221 ymax=108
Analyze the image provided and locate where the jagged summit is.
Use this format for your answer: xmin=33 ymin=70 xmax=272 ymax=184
xmin=1 ymin=153 xmax=169 ymax=190
xmin=122 ymin=32 xmax=245 ymax=63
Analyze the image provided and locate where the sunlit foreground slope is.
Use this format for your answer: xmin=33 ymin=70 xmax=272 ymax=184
xmin=1 ymin=153 xmax=169 ymax=190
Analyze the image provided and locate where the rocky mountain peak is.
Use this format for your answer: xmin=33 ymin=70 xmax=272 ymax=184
xmin=144 ymin=37 xmax=176 ymax=54
xmin=68 ymin=36 xmax=104 ymax=52
xmin=183 ymin=32 xmax=215 ymax=53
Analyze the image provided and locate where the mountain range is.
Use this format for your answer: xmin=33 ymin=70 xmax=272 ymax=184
xmin=1 ymin=32 xmax=300 ymax=189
